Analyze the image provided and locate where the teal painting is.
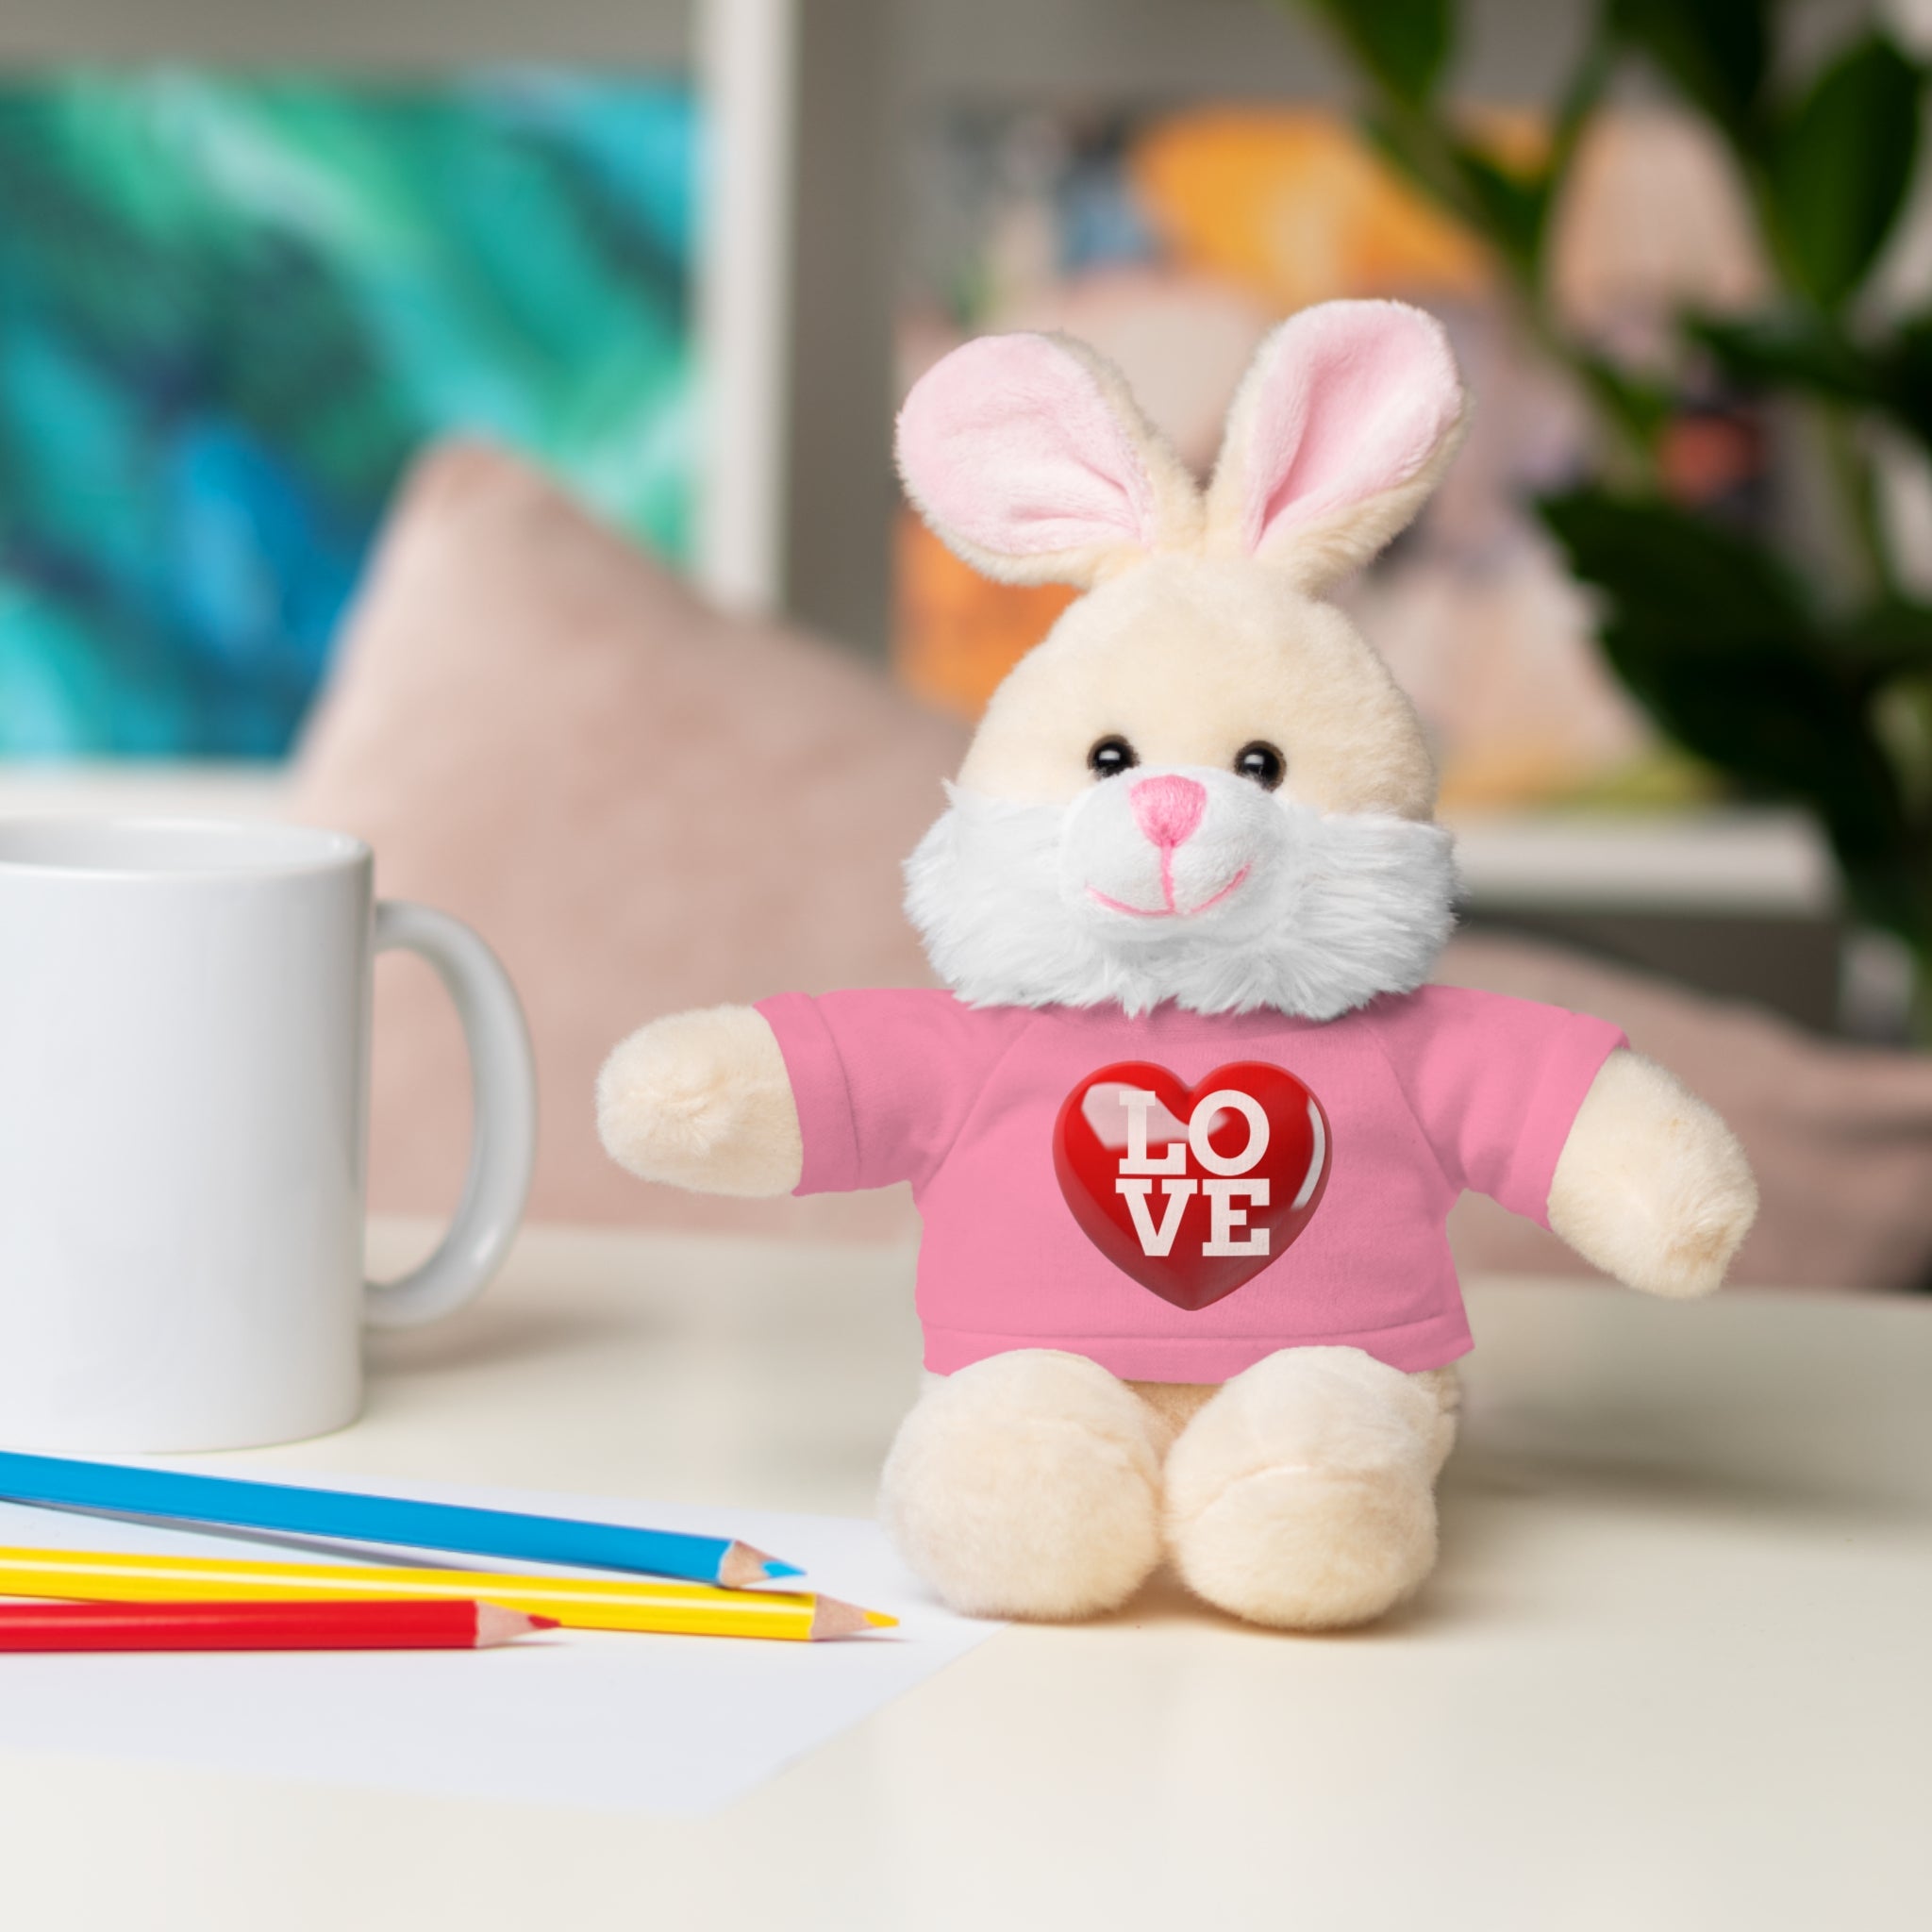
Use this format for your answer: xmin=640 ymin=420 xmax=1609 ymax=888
xmin=0 ymin=70 xmax=698 ymax=758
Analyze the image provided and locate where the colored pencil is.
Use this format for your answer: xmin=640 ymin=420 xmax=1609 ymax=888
xmin=0 ymin=1547 xmax=896 ymax=1642
xmin=0 ymin=1598 xmax=554 ymax=1652
xmin=0 ymin=1450 xmax=801 ymax=1587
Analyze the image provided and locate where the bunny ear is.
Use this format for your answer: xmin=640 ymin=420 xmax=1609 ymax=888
xmin=1205 ymin=301 xmax=1468 ymax=593
xmin=895 ymin=333 xmax=1201 ymax=589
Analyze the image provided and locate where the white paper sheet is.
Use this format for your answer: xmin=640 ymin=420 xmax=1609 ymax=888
xmin=0 ymin=1472 xmax=1003 ymax=1814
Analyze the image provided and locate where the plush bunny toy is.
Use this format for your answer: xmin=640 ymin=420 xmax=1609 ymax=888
xmin=598 ymin=300 xmax=1758 ymax=1630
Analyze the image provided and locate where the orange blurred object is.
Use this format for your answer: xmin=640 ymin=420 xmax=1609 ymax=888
xmin=1130 ymin=108 xmax=1493 ymax=308
xmin=893 ymin=514 xmax=1075 ymax=719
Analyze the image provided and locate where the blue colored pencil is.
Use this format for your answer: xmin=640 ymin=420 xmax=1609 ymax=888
xmin=0 ymin=1451 xmax=803 ymax=1589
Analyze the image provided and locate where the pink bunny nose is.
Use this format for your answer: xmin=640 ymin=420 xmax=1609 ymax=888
xmin=1130 ymin=774 xmax=1206 ymax=849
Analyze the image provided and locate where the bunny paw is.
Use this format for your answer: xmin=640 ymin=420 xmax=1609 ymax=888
xmin=596 ymin=1005 xmax=802 ymax=1195
xmin=1548 ymin=1050 xmax=1758 ymax=1299
xmin=1164 ymin=1348 xmax=1445 ymax=1630
xmin=881 ymin=1352 xmax=1166 ymax=1620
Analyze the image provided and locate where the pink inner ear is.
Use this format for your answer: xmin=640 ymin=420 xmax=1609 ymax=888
xmin=1240 ymin=303 xmax=1463 ymax=556
xmin=896 ymin=335 xmax=1158 ymax=559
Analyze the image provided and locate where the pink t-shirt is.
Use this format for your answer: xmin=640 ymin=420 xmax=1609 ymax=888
xmin=758 ymin=987 xmax=1624 ymax=1382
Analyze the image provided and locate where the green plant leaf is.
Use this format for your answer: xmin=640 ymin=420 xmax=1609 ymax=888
xmin=1538 ymin=488 xmax=1915 ymax=911
xmin=1357 ymin=107 xmax=1457 ymax=214
xmin=1691 ymin=310 xmax=1874 ymax=403
xmin=1877 ymin=313 xmax=1932 ymax=449
xmin=1607 ymin=0 xmax=1771 ymax=147
xmin=1696 ymin=308 xmax=1932 ymax=458
xmin=1837 ymin=600 xmax=1932 ymax=681
xmin=1292 ymin=0 xmax=1452 ymax=107
xmin=1447 ymin=139 xmax=1544 ymax=270
xmin=1570 ymin=351 xmax=1675 ymax=454
xmin=1539 ymin=487 xmax=1815 ymax=641
xmin=1766 ymin=33 xmax=1923 ymax=308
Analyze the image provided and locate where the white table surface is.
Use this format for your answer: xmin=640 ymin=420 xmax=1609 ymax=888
xmin=3 ymin=1222 xmax=1928 ymax=1932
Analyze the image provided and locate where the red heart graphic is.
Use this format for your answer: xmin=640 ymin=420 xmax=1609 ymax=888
xmin=1053 ymin=1061 xmax=1331 ymax=1312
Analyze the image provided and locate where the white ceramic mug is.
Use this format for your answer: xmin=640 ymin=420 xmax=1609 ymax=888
xmin=0 ymin=816 xmax=537 ymax=1453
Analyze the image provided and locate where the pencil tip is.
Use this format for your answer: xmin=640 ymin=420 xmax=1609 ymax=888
xmin=809 ymin=1595 xmax=898 ymax=1641
xmin=719 ymin=1541 xmax=803 ymax=1589
xmin=475 ymin=1604 xmax=559 ymax=1646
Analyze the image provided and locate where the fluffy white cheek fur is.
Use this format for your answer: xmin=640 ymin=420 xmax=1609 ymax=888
xmin=905 ymin=773 xmax=1458 ymax=1019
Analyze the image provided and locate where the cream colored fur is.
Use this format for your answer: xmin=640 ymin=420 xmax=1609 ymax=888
xmin=600 ymin=303 xmax=1761 ymax=1633
xmin=881 ymin=1350 xmax=1459 ymax=1627
xmin=1202 ymin=329 xmax=1471 ymax=597
xmin=956 ymin=558 xmax=1437 ymax=819
xmin=896 ymin=334 xmax=1205 ymax=591
xmin=1548 ymin=1048 xmax=1758 ymax=1297
xmin=1165 ymin=1348 xmax=1451 ymax=1628
xmin=1212 ymin=424 xmax=1466 ymax=597
xmin=881 ymin=1351 xmax=1169 ymax=1619
xmin=596 ymin=1004 xmax=802 ymax=1196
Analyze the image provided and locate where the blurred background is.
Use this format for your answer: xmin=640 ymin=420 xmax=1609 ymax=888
xmin=5 ymin=0 xmax=1932 ymax=1287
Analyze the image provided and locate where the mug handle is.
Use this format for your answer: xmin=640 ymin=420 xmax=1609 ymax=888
xmin=363 ymin=901 xmax=537 ymax=1330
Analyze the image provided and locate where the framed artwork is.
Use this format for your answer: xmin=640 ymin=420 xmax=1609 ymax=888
xmin=0 ymin=69 xmax=698 ymax=758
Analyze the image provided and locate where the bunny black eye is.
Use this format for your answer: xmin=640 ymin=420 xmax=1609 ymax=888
xmin=1088 ymin=736 xmax=1139 ymax=779
xmin=1234 ymin=741 xmax=1286 ymax=790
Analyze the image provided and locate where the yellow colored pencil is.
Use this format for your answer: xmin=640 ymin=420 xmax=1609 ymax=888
xmin=0 ymin=1547 xmax=895 ymax=1642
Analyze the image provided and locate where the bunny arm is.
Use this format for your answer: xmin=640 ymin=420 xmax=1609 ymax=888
xmin=597 ymin=1012 xmax=1759 ymax=1300
xmin=1545 ymin=1048 xmax=1757 ymax=1297
xmin=597 ymin=1005 xmax=804 ymax=1196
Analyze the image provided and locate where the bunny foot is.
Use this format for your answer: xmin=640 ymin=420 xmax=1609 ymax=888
xmin=880 ymin=1350 xmax=1166 ymax=1620
xmin=1164 ymin=1347 xmax=1450 ymax=1630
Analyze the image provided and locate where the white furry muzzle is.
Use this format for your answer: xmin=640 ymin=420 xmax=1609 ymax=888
xmin=905 ymin=771 xmax=1458 ymax=1019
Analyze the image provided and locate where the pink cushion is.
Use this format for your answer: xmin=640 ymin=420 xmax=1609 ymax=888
xmin=290 ymin=441 xmax=961 ymax=1239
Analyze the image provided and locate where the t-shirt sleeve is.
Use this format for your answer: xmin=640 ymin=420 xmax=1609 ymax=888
xmin=1367 ymin=984 xmax=1627 ymax=1226
xmin=756 ymin=990 xmax=1026 ymax=1195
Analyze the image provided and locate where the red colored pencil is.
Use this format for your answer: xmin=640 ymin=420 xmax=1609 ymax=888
xmin=0 ymin=1598 xmax=557 ymax=1652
